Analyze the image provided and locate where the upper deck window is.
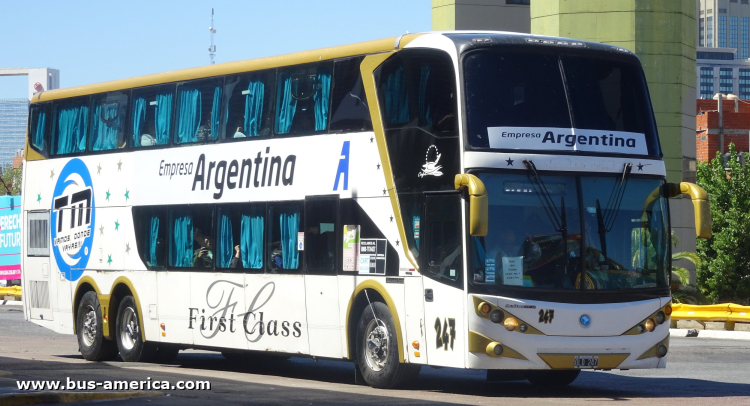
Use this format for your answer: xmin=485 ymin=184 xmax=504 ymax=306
xmin=275 ymin=62 xmax=332 ymax=135
xmin=52 ymin=97 xmax=89 ymax=156
xmin=464 ymin=49 xmax=660 ymax=157
xmin=131 ymin=85 xmax=174 ymax=148
xmin=224 ymin=71 xmax=274 ymax=139
xmin=89 ymin=91 xmax=128 ymax=151
xmin=29 ymin=103 xmax=50 ymax=155
xmin=175 ymin=78 xmax=224 ymax=145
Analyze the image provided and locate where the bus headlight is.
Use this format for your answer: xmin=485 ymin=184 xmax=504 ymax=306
xmin=656 ymin=343 xmax=668 ymax=357
xmin=655 ymin=311 xmax=666 ymax=325
xmin=503 ymin=317 xmax=518 ymax=331
xmin=490 ymin=309 xmax=504 ymax=323
xmin=644 ymin=319 xmax=655 ymax=332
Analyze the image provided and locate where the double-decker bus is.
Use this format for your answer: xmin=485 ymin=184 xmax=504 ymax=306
xmin=21 ymin=31 xmax=711 ymax=388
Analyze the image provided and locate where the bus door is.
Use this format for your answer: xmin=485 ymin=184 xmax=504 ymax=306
xmin=421 ymin=192 xmax=466 ymax=368
xmin=24 ymin=211 xmax=54 ymax=321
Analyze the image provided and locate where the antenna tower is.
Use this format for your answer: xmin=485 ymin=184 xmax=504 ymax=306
xmin=208 ymin=8 xmax=217 ymax=64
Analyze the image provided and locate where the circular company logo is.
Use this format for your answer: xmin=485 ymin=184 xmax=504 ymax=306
xmin=50 ymin=159 xmax=96 ymax=281
xmin=580 ymin=314 xmax=591 ymax=327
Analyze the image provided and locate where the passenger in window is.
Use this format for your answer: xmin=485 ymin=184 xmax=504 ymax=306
xmin=270 ymin=241 xmax=283 ymax=271
xmin=196 ymin=117 xmax=212 ymax=143
xmin=138 ymin=123 xmax=157 ymax=147
xmin=233 ymin=121 xmax=246 ymax=138
xmin=193 ymin=227 xmax=214 ymax=267
xmin=230 ymin=245 xmax=242 ymax=268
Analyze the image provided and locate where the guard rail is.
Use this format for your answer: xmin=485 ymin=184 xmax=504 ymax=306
xmin=671 ymin=303 xmax=750 ymax=330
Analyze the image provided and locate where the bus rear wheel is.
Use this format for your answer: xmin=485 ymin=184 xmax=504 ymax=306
xmin=116 ymin=295 xmax=153 ymax=362
xmin=355 ymin=302 xmax=419 ymax=389
xmin=76 ymin=291 xmax=118 ymax=361
xmin=524 ymin=370 xmax=580 ymax=386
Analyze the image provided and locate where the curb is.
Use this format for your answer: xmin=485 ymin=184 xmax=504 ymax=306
xmin=0 ymin=390 xmax=162 ymax=406
xmin=670 ymin=328 xmax=750 ymax=340
xmin=0 ymin=300 xmax=22 ymax=306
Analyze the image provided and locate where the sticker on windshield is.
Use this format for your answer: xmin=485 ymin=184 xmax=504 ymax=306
xmin=502 ymin=256 xmax=523 ymax=286
xmin=486 ymin=127 xmax=648 ymax=156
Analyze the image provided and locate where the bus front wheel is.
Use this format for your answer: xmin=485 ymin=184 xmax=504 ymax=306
xmin=355 ymin=302 xmax=419 ymax=388
xmin=76 ymin=291 xmax=118 ymax=361
xmin=116 ymin=295 xmax=152 ymax=362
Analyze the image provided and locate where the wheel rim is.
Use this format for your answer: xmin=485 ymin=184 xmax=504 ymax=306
xmin=119 ymin=306 xmax=139 ymax=351
xmin=81 ymin=305 xmax=97 ymax=347
xmin=363 ymin=318 xmax=388 ymax=372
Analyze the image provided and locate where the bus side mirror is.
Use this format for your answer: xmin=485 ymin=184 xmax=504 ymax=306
xmin=675 ymin=182 xmax=712 ymax=239
xmin=454 ymin=174 xmax=488 ymax=237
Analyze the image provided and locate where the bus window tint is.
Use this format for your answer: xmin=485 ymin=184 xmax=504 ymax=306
xmin=424 ymin=193 xmax=463 ymax=286
xmin=52 ymin=97 xmax=90 ymax=156
xmin=267 ymin=204 xmax=303 ymax=273
xmin=329 ymin=57 xmax=372 ymax=133
xmin=223 ymin=71 xmax=274 ymax=139
xmin=131 ymin=85 xmax=174 ymax=148
xmin=275 ymin=62 xmax=332 ymax=135
xmin=305 ymin=197 xmax=337 ymax=274
xmin=89 ymin=91 xmax=128 ymax=151
xmin=169 ymin=206 xmax=215 ymax=269
xmin=377 ymin=51 xmax=457 ymax=136
xmin=133 ymin=206 xmax=167 ymax=269
xmin=562 ymin=56 xmax=660 ymax=156
xmin=29 ymin=103 xmax=50 ymax=154
xmin=175 ymin=78 xmax=224 ymax=144
xmin=464 ymin=51 xmax=571 ymax=148
xmin=216 ymin=205 xmax=265 ymax=271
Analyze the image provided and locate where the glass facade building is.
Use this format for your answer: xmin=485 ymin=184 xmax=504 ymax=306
xmin=0 ymin=99 xmax=28 ymax=167
xmin=700 ymin=67 xmax=715 ymax=99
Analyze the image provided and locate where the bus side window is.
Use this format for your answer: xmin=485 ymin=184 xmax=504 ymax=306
xmin=169 ymin=205 xmax=216 ymax=270
xmin=131 ymin=85 xmax=174 ymax=148
xmin=267 ymin=203 xmax=303 ymax=274
xmin=89 ymin=91 xmax=128 ymax=151
xmin=275 ymin=62 xmax=332 ymax=135
xmin=174 ymin=78 xmax=224 ymax=145
xmin=223 ymin=70 xmax=274 ymax=140
xmin=329 ymin=57 xmax=372 ymax=133
xmin=423 ymin=193 xmax=463 ymax=288
xmin=52 ymin=97 xmax=90 ymax=156
xmin=215 ymin=204 xmax=265 ymax=272
xmin=305 ymin=196 xmax=338 ymax=275
xmin=29 ymin=103 xmax=51 ymax=156
xmin=133 ymin=206 xmax=167 ymax=270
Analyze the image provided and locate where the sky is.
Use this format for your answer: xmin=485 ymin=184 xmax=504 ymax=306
xmin=0 ymin=0 xmax=431 ymax=99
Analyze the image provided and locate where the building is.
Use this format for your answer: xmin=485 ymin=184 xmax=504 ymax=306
xmin=698 ymin=0 xmax=750 ymax=58
xmin=0 ymin=100 xmax=28 ymax=168
xmin=432 ymin=0 xmax=530 ymax=33
xmin=696 ymin=97 xmax=750 ymax=161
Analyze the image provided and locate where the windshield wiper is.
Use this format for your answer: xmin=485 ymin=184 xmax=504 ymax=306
xmin=595 ymin=163 xmax=632 ymax=259
xmin=522 ymin=160 xmax=568 ymax=237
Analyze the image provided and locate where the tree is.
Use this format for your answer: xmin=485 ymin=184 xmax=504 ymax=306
xmin=695 ymin=143 xmax=750 ymax=304
xmin=0 ymin=163 xmax=22 ymax=196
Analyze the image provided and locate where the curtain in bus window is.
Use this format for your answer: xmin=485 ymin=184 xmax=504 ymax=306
xmin=314 ymin=72 xmax=331 ymax=131
xmin=132 ymin=97 xmax=146 ymax=147
xmin=384 ymin=66 xmax=409 ymax=125
xmin=210 ymin=86 xmax=222 ymax=140
xmin=155 ymin=92 xmax=172 ymax=145
xmin=56 ymin=105 xmax=88 ymax=154
xmin=244 ymin=80 xmax=265 ymax=136
xmin=418 ymin=65 xmax=433 ymax=126
xmin=218 ymin=214 xmax=233 ymax=268
xmin=280 ymin=209 xmax=299 ymax=269
xmin=241 ymin=213 xmax=264 ymax=269
xmin=33 ymin=111 xmax=45 ymax=150
xmin=91 ymin=103 xmax=119 ymax=151
xmin=171 ymin=215 xmax=193 ymax=267
xmin=149 ymin=216 xmax=159 ymax=266
xmin=177 ymin=88 xmax=201 ymax=143
xmin=276 ymin=76 xmax=297 ymax=134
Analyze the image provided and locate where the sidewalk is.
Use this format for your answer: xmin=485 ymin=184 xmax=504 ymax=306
xmin=0 ymin=300 xmax=22 ymax=306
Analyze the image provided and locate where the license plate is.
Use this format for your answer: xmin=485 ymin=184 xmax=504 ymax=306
xmin=574 ymin=355 xmax=598 ymax=369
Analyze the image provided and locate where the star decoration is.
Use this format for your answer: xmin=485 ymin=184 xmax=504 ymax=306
xmin=105 ymin=190 xmax=111 ymax=201
xmin=36 ymin=193 xmax=41 ymax=203
xmin=117 ymin=160 xmax=123 ymax=171
xmin=125 ymin=243 xmax=131 ymax=254
xmin=97 ymin=163 xmax=102 ymax=175
xmin=50 ymin=170 xmax=54 ymax=179
xmin=390 ymin=215 xmax=394 ymax=222
xmin=114 ymin=220 xmax=120 ymax=231
xmin=637 ymin=163 xmax=644 ymax=171
xmin=124 ymin=189 xmax=130 ymax=201
xmin=99 ymin=224 xmax=105 ymax=236
xmin=506 ymin=157 xmax=514 ymax=166
xmin=370 ymin=137 xmax=374 ymax=143
xmin=376 ymin=163 xmax=381 ymax=170
xmin=107 ymin=255 xmax=113 ymax=265
xmin=396 ymin=240 xmax=400 ymax=246
xmin=383 ymin=189 xmax=387 ymax=196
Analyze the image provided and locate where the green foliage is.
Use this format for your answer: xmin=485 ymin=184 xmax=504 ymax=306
xmin=0 ymin=163 xmax=22 ymax=196
xmin=695 ymin=143 xmax=750 ymax=304
xmin=670 ymin=241 xmax=707 ymax=304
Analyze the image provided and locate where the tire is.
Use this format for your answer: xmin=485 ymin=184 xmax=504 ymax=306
xmin=76 ymin=291 xmax=119 ymax=361
xmin=115 ymin=295 xmax=153 ymax=362
xmin=355 ymin=302 xmax=420 ymax=389
xmin=524 ymin=370 xmax=580 ymax=386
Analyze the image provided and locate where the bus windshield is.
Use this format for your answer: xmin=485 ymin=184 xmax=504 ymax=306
xmin=470 ymin=172 xmax=670 ymax=294
xmin=464 ymin=48 xmax=661 ymax=157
